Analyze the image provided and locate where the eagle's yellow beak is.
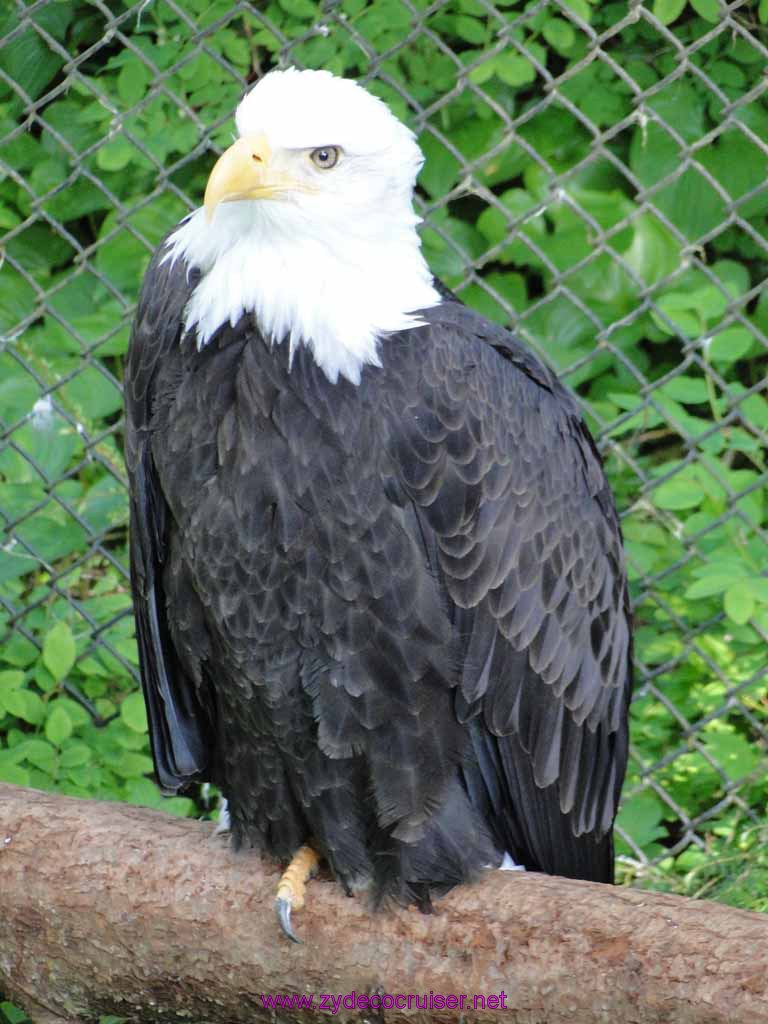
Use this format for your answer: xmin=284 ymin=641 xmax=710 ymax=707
xmin=204 ymin=135 xmax=291 ymax=222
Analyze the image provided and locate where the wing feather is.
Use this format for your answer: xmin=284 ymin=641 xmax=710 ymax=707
xmin=125 ymin=245 xmax=214 ymax=793
xmin=387 ymin=305 xmax=632 ymax=880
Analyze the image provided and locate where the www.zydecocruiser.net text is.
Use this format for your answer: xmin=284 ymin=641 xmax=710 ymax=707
xmin=259 ymin=991 xmax=510 ymax=1013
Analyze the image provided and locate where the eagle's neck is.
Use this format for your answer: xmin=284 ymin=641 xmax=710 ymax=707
xmin=164 ymin=203 xmax=441 ymax=385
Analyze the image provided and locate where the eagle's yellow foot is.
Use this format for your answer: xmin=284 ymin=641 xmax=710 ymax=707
xmin=275 ymin=845 xmax=319 ymax=943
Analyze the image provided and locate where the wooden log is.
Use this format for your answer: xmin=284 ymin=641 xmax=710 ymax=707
xmin=1 ymin=783 xmax=767 ymax=1023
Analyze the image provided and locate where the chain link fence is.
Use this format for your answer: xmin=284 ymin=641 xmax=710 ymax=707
xmin=1 ymin=0 xmax=767 ymax=888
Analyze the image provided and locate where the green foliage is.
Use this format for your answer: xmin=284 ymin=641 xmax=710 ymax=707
xmin=0 ymin=1004 xmax=125 ymax=1024
xmin=621 ymin=823 xmax=768 ymax=914
xmin=0 ymin=1002 xmax=31 ymax=1024
xmin=0 ymin=560 xmax=193 ymax=815
xmin=0 ymin=0 xmax=766 ymax=924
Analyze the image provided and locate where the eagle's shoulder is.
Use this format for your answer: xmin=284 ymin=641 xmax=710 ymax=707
xmin=379 ymin=300 xmax=586 ymax=475
xmin=416 ymin=300 xmax=573 ymax=406
xmin=125 ymin=235 xmax=199 ymax=428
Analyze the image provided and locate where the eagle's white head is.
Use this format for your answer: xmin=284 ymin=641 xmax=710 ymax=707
xmin=165 ymin=68 xmax=441 ymax=384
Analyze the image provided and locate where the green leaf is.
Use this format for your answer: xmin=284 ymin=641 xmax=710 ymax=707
xmin=495 ymin=54 xmax=536 ymax=87
xmin=60 ymin=742 xmax=92 ymax=768
xmin=28 ymin=158 xmax=69 ymax=207
xmin=112 ymin=751 xmax=155 ymax=779
xmin=3 ymin=689 xmax=45 ymax=726
xmin=633 ymin=123 xmax=725 ymax=241
xmin=690 ymin=0 xmax=722 ymax=22
xmin=624 ymin=214 xmax=681 ymax=287
xmin=124 ymin=776 xmax=165 ymax=809
xmin=221 ymin=34 xmax=250 ymax=69
xmin=94 ymin=217 xmax=154 ymax=296
xmin=120 ymin=691 xmax=149 ymax=734
xmin=542 ymin=17 xmax=575 ymax=54
xmin=419 ymin=133 xmax=461 ymax=200
xmin=117 ymin=60 xmax=151 ymax=106
xmin=43 ymin=621 xmax=76 ymax=681
xmin=561 ymin=0 xmax=592 ymax=20
xmin=0 ymin=264 xmax=38 ymax=333
xmin=739 ymin=392 xmax=768 ymax=430
xmin=1 ymin=1000 xmax=32 ymax=1024
xmin=468 ymin=57 xmax=495 ymax=86
xmin=459 ymin=272 xmax=526 ymax=324
xmin=710 ymin=60 xmax=746 ymax=91
xmin=707 ymin=327 xmax=753 ymax=364
xmin=476 ymin=188 xmax=544 ymax=265
xmin=724 ymin=585 xmax=754 ymax=626
xmin=65 ymin=765 xmax=99 ymax=790
xmin=78 ymin=657 xmax=110 ymax=678
xmin=0 ymin=420 xmax=82 ymax=483
xmin=0 ymin=17 xmax=66 ymax=102
xmin=95 ymin=137 xmax=136 ymax=172
xmin=0 ymin=670 xmax=25 ymax=701
xmin=452 ymin=15 xmax=488 ymax=45
xmin=691 ymin=286 xmax=729 ymax=323
xmin=0 ymin=514 xmax=87 ymax=583
xmin=113 ymin=638 xmax=139 ymax=666
xmin=277 ymin=0 xmax=318 ymax=16
xmin=711 ymin=260 xmax=749 ymax=298
xmin=703 ymin=727 xmax=760 ymax=781
xmin=34 ymin=663 xmax=58 ymax=694
xmin=653 ymin=0 xmax=686 ymax=23
xmin=652 ymin=294 xmax=700 ymax=338
xmin=78 ymin=474 xmax=129 ymax=533
xmin=685 ymin=575 xmax=736 ymax=599
xmin=660 ymin=376 xmax=709 ymax=405
xmin=17 ymin=738 xmax=56 ymax=772
xmin=0 ymin=763 xmax=30 ymax=787
xmin=1 ymin=632 xmax=38 ymax=668
xmin=45 ymin=703 xmax=73 ymax=746
xmin=652 ymin=478 xmax=704 ymax=511
xmin=61 ymin=365 xmax=123 ymax=420
xmin=164 ymin=795 xmax=197 ymax=818
xmin=616 ymin=791 xmax=667 ymax=849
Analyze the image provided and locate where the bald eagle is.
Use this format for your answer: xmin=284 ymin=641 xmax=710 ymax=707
xmin=125 ymin=68 xmax=632 ymax=941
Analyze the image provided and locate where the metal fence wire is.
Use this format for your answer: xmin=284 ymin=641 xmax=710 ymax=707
xmin=1 ymin=0 xmax=767 ymax=881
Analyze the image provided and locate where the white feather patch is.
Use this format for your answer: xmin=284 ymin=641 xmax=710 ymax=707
xmin=214 ymin=797 xmax=231 ymax=835
xmin=499 ymin=851 xmax=526 ymax=872
xmin=164 ymin=68 xmax=441 ymax=385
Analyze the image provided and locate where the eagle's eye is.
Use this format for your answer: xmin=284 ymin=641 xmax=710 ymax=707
xmin=310 ymin=146 xmax=340 ymax=169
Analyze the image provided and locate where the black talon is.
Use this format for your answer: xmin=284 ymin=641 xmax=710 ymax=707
xmin=275 ymin=895 xmax=302 ymax=943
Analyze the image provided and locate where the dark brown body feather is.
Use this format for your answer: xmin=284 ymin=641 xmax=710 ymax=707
xmin=125 ymin=244 xmax=632 ymax=903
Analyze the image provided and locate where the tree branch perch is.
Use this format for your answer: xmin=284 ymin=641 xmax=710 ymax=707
xmin=1 ymin=783 xmax=766 ymax=1023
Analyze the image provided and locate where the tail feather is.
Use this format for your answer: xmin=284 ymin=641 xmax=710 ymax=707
xmin=464 ymin=718 xmax=615 ymax=883
xmin=371 ymin=777 xmax=499 ymax=907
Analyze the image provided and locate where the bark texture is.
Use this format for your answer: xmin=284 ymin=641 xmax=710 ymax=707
xmin=0 ymin=783 xmax=766 ymax=1024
